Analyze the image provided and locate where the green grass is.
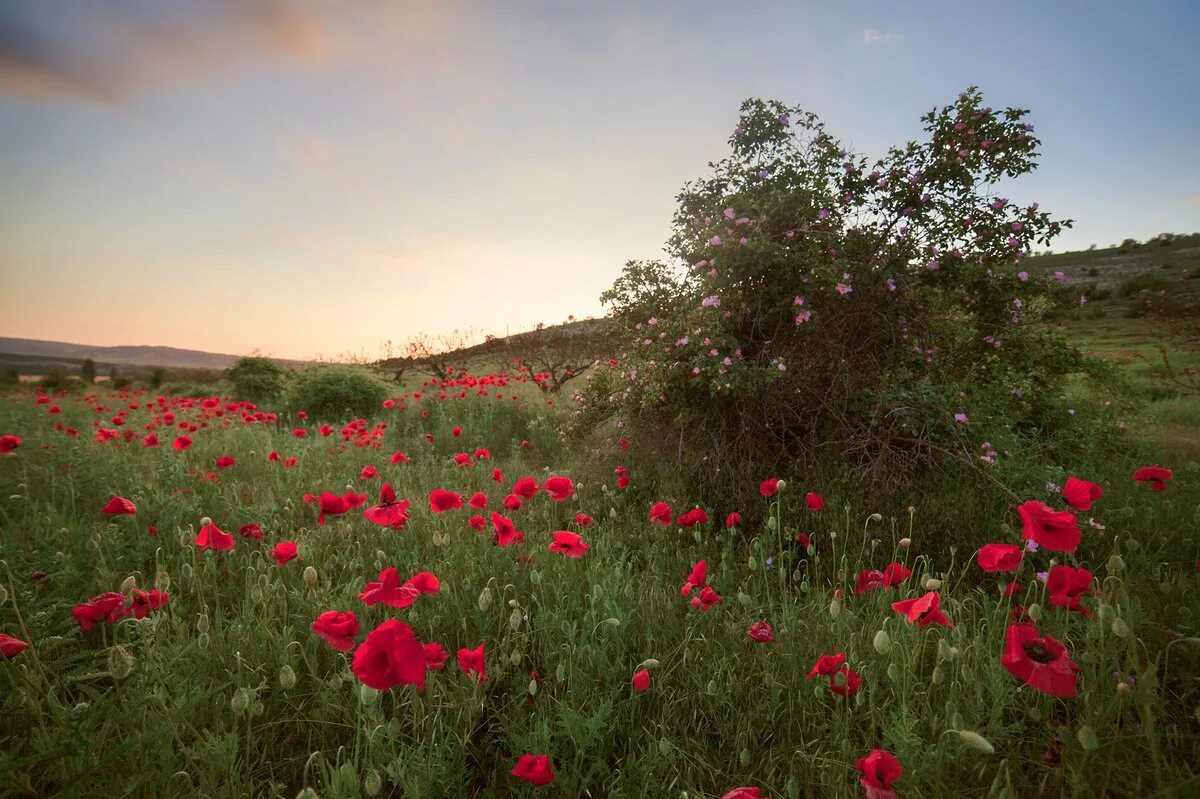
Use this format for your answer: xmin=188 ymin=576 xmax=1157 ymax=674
xmin=1 ymin=332 xmax=1199 ymax=798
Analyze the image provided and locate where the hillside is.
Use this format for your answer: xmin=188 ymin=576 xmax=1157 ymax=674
xmin=0 ymin=338 xmax=309 ymax=375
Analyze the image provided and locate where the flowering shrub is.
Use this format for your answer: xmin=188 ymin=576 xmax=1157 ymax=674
xmin=580 ymin=88 xmax=1092 ymax=503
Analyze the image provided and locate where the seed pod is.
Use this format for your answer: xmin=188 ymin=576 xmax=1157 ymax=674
xmin=364 ymin=770 xmax=382 ymax=797
xmin=873 ymin=629 xmax=892 ymax=655
xmin=1111 ymin=618 xmax=1131 ymax=637
xmin=739 ymin=747 xmax=751 ymax=767
xmin=509 ymin=650 xmax=521 ymax=666
xmin=932 ymin=665 xmax=945 ymax=684
xmin=508 ymin=607 xmax=522 ymax=631
xmin=829 ymin=599 xmax=842 ymax=618
xmin=302 ymin=566 xmax=318 ymax=586
xmin=279 ymin=665 xmax=297 ymax=690
xmin=119 ymin=575 xmax=137 ymax=594
xmin=528 ymin=679 xmax=538 ymax=697
xmin=108 ymin=646 xmax=135 ymax=680
xmin=477 ymin=586 xmax=493 ymax=612
xmin=231 ymin=688 xmax=250 ymax=713
xmin=359 ymin=684 xmax=379 ymax=705
xmin=1076 ymin=725 xmax=1100 ymax=750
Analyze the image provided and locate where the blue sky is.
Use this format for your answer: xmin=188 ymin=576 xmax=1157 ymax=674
xmin=1 ymin=0 xmax=1197 ymax=360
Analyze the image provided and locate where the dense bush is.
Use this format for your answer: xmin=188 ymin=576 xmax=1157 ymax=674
xmin=227 ymin=356 xmax=289 ymax=405
xmin=284 ymin=365 xmax=391 ymax=421
xmin=578 ymin=87 xmax=1105 ymax=508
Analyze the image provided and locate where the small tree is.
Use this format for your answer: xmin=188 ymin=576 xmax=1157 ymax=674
xmin=80 ymin=358 xmax=97 ymax=384
xmin=507 ymin=321 xmax=619 ymax=393
xmin=227 ymin=357 xmax=288 ymax=405
xmin=404 ymin=330 xmax=473 ymax=381
xmin=150 ymin=367 xmax=166 ymax=389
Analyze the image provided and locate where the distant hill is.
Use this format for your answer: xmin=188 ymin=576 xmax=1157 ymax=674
xmin=0 ymin=338 xmax=308 ymax=375
xmin=1026 ymin=232 xmax=1200 ymax=289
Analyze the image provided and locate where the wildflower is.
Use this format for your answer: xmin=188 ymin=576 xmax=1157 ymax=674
xmin=352 ymin=620 xmax=427 ymax=690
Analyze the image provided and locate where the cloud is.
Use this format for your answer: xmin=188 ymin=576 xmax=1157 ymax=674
xmin=862 ymin=28 xmax=903 ymax=44
xmin=0 ymin=1 xmax=334 ymax=104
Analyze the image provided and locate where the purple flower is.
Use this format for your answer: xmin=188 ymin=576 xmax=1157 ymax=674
xmin=724 ymin=208 xmax=736 ymax=220
xmin=1025 ymin=540 xmax=1040 ymax=553
xmin=835 ymin=283 xmax=852 ymax=295
xmin=1054 ymin=271 xmax=1065 ymax=282
xmin=817 ymin=209 xmax=830 ymax=221
xmin=709 ymin=235 xmax=722 ymax=247
xmin=1036 ymin=571 xmax=1049 ymax=585
xmin=1017 ymin=271 xmax=1029 ymax=282
xmin=953 ymin=412 xmax=968 ymax=425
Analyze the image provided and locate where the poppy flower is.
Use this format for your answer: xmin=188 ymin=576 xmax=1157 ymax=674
xmin=1046 ymin=565 xmax=1095 ymax=617
xmin=503 ymin=494 xmax=524 ymax=511
xmin=747 ymin=620 xmax=775 ymax=643
xmin=796 ymin=532 xmax=811 ymax=549
xmin=457 ymin=643 xmax=487 ymax=682
xmin=319 ymin=424 xmax=334 ymax=437
xmin=360 ymin=465 xmax=379 ymax=480
xmin=100 ymin=496 xmax=137 ymax=516
xmin=977 ymin=543 xmax=1022 ymax=573
xmin=806 ymin=491 xmax=825 ymax=510
xmin=806 ymin=653 xmax=846 ymax=679
xmin=690 ymin=585 xmax=721 ymax=611
xmin=194 ymin=521 xmax=234 ymax=552
xmin=238 ymin=523 xmax=263 ymax=540
xmin=828 ymin=665 xmax=863 ymax=696
xmin=544 ymin=476 xmax=574 ymax=501
xmin=491 ymin=467 xmax=503 ymax=483
xmin=1001 ymin=622 xmax=1080 ymax=698
xmin=1061 ymin=476 xmax=1103 ymax=511
xmin=759 ymin=478 xmax=779 ymax=497
xmin=511 ymin=754 xmax=554 ymax=786
xmin=677 ymin=508 xmax=709 ymax=527
xmin=726 ymin=512 xmax=742 ymax=528
xmin=575 ymin=512 xmax=593 ymax=527
xmin=364 ymin=484 xmax=411 ymax=530
xmin=284 ymin=456 xmax=299 ymax=468
xmin=352 ymin=619 xmax=428 ymax=690
xmin=855 ymin=563 xmax=911 ymax=593
xmin=891 ymin=591 xmax=953 ymax=627
xmin=215 ymin=455 xmax=236 ymax=470
xmin=390 ymin=451 xmax=410 ymax=464
xmin=681 ymin=560 xmax=707 ymax=596
xmin=512 ymin=477 xmax=540 ymax=499
xmin=649 ymin=502 xmax=673 ymax=526
xmin=423 ymin=642 xmax=450 ymax=670
xmin=311 ymin=610 xmax=359 ymax=651
xmin=268 ymin=450 xmax=282 ymax=462
xmin=0 ymin=632 xmax=29 ymax=658
xmin=722 ymin=790 xmax=762 ymax=799
xmin=632 ymin=668 xmax=651 ymax=691
xmin=617 ymin=475 xmax=630 ymax=490
xmin=1133 ymin=465 xmax=1173 ymax=492
xmin=71 ymin=592 xmax=127 ymax=631
xmin=474 ymin=448 xmax=491 ymax=460
xmin=358 ymin=567 xmax=436 ymax=608
xmin=452 ymin=425 xmax=463 ymax=437
xmin=172 ymin=435 xmax=192 ymax=451
xmin=292 ymin=428 xmax=307 ymax=438
xmin=453 ymin=452 xmax=474 ymax=467
xmin=491 ymin=512 xmax=525 ymax=547
xmin=1003 ymin=580 xmax=1022 ymax=597
xmin=856 ymin=749 xmax=903 ymax=799
xmin=0 ymin=434 xmax=22 ymax=455
xmin=468 ymin=514 xmax=486 ymax=530
xmin=548 ymin=531 xmax=590 ymax=558
xmin=128 ymin=589 xmax=169 ymax=619
xmin=429 ymin=489 xmax=463 ymax=513
xmin=469 ymin=491 xmax=488 ymax=509
xmin=142 ymin=433 xmax=159 ymax=447
xmin=1017 ymin=500 xmax=1081 ymax=553
xmin=272 ymin=541 xmax=299 ymax=565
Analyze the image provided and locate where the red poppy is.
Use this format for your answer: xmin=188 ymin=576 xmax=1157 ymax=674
xmin=828 ymin=665 xmax=863 ymax=696
xmin=747 ymin=620 xmax=775 ymax=643
xmin=474 ymin=448 xmax=491 ymax=460
xmin=512 ymin=477 xmax=540 ymax=499
xmin=352 ymin=619 xmax=428 ymax=690
xmin=491 ymin=467 xmax=503 ymax=482
xmin=391 ymin=451 xmax=410 ymax=464
xmin=491 ymin=512 xmax=525 ymax=546
xmin=457 ymin=643 xmax=487 ymax=682
xmin=0 ymin=632 xmax=29 ymax=657
xmin=1017 ymin=500 xmax=1081 ymax=553
xmin=284 ymin=456 xmax=299 ymax=468
xmin=891 ymin=591 xmax=953 ymax=627
xmin=1046 ymin=565 xmax=1095 ymax=617
xmin=272 ymin=541 xmax=299 ymax=565
xmin=796 ymin=532 xmax=811 ymax=549
xmin=722 ymin=790 xmax=762 ymax=799
xmin=423 ymin=642 xmax=450 ymax=670
xmin=236 ymin=522 xmax=262 ymax=540
xmin=649 ymin=502 xmax=673 ymax=526
xmin=503 ymin=494 xmax=524 ymax=511
xmin=429 ymin=489 xmax=463 ymax=513
xmin=632 ymin=668 xmax=651 ymax=691
xmin=690 ymin=585 xmax=721 ymax=611
xmin=195 ymin=521 xmax=234 ymax=552
xmin=806 ymin=491 xmax=825 ymax=510
xmin=360 ymin=465 xmax=379 ymax=480
xmin=1133 ymin=465 xmax=1173 ymax=492
xmin=0 ymin=434 xmax=21 ymax=455
xmin=856 ymin=749 xmax=903 ymax=799
xmin=142 ymin=433 xmax=159 ymax=448
xmin=681 ymin=560 xmax=708 ymax=596
xmin=358 ymin=567 xmax=437 ymax=608
xmin=806 ymin=653 xmax=846 ymax=679
xmin=575 ymin=512 xmax=593 ymax=527
xmin=548 ymin=531 xmax=590 ymax=558
xmin=215 ymin=455 xmax=236 ymax=470
xmin=1001 ymin=622 xmax=1080 ymax=698
xmin=364 ymin=484 xmax=411 ymax=530
xmin=128 ymin=589 xmax=169 ymax=619
xmin=468 ymin=514 xmax=486 ymax=531
xmin=1061 ymin=476 xmax=1103 ymax=511
xmin=725 ymin=511 xmax=742 ymax=528
xmin=759 ymin=478 xmax=779 ymax=497
xmin=855 ymin=563 xmax=911 ymax=593
xmin=293 ymin=428 xmax=307 ymax=438
xmin=100 ymin=496 xmax=137 ymax=516
xmin=511 ymin=754 xmax=554 ymax=786
xmin=977 ymin=543 xmax=1022 ymax=573
xmin=452 ymin=425 xmax=462 ymax=437
xmin=311 ymin=610 xmax=359 ymax=651
xmin=617 ymin=475 xmax=630 ymax=490
xmin=71 ymin=592 xmax=127 ymax=631
xmin=172 ymin=435 xmax=192 ymax=451
xmin=319 ymin=424 xmax=334 ymax=437
xmin=677 ymin=508 xmax=709 ymax=527
xmin=1003 ymin=580 xmax=1022 ymax=597
xmin=453 ymin=452 xmax=474 ymax=467
xmin=467 ymin=491 xmax=488 ymax=510
xmin=544 ymin=476 xmax=574 ymax=501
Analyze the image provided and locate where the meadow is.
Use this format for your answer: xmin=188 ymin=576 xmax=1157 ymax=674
xmin=0 ymin=302 xmax=1198 ymax=799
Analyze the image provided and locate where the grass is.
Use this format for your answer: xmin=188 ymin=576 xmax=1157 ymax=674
xmin=1 ymin=319 xmax=1199 ymax=798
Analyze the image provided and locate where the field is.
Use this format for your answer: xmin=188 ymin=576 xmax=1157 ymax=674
xmin=1 ymin=309 xmax=1199 ymax=799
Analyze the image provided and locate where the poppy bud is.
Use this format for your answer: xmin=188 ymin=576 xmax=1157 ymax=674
xmin=279 ymin=665 xmax=297 ymax=689
xmin=359 ymin=684 xmax=379 ymax=705
xmin=707 ymin=679 xmax=718 ymax=695
xmin=509 ymin=608 xmax=523 ymax=631
xmin=932 ymin=665 xmax=945 ymax=684
xmin=776 ymin=480 xmax=787 ymax=492
xmin=303 ymin=566 xmax=318 ymax=586
xmin=787 ymin=778 xmax=800 ymax=799
xmin=1026 ymin=603 xmax=1041 ymax=621
xmin=329 ymin=673 xmax=343 ymax=690
xmin=528 ymin=679 xmax=539 ymax=697
xmin=873 ymin=629 xmax=892 ymax=655
xmin=739 ymin=747 xmax=751 ymax=766
xmin=478 ymin=586 xmax=493 ymax=612
xmin=181 ymin=563 xmax=193 ymax=579
xmin=638 ymin=659 xmax=660 ymax=670
xmin=155 ymin=572 xmax=170 ymax=592
xmin=231 ymin=688 xmax=250 ymax=713
xmin=747 ymin=556 xmax=757 ymax=570
xmin=1115 ymin=681 xmax=1131 ymax=695
xmin=1107 ymin=554 xmax=1125 ymax=573
xmin=108 ymin=645 xmax=135 ymax=679
xmin=509 ymin=650 xmax=522 ymax=666
xmin=555 ymin=663 xmax=566 ymax=682
xmin=296 ymin=789 xmax=319 ymax=799
xmin=197 ymin=632 xmax=210 ymax=650
xmin=898 ymin=537 xmax=911 ymax=549
xmin=658 ymin=738 xmax=672 ymax=757
xmin=737 ymin=591 xmax=753 ymax=607
xmin=1077 ymin=725 xmax=1100 ymax=750
xmin=609 ymin=508 xmax=618 ymax=518
xmin=887 ymin=662 xmax=901 ymax=681
xmin=766 ymin=516 xmax=777 ymax=530
xmin=953 ymin=730 xmax=995 ymax=754
xmin=196 ymin=614 xmax=210 ymax=634
xmin=603 ymin=617 xmax=621 ymax=627
xmin=924 ymin=578 xmax=942 ymax=590
xmin=869 ymin=513 xmax=883 ymax=523
xmin=0 ymin=585 xmax=6 ymax=604
xmin=530 ymin=570 xmax=541 ymax=585
xmin=829 ymin=599 xmax=842 ymax=618
xmin=1111 ymin=618 xmax=1131 ymax=637
xmin=119 ymin=575 xmax=137 ymax=594
xmin=199 ymin=517 xmax=212 ymax=528
xmin=364 ymin=771 xmax=382 ymax=797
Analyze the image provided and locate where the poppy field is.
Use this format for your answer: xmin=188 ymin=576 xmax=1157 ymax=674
xmin=0 ymin=362 xmax=1198 ymax=798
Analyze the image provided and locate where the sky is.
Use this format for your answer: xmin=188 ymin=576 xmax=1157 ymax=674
xmin=1 ymin=0 xmax=1197 ymax=361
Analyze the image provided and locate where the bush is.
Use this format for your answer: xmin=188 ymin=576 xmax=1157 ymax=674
xmin=227 ymin=357 xmax=289 ymax=405
xmin=1119 ymin=273 xmax=1173 ymax=297
xmin=284 ymin=365 xmax=390 ymax=421
xmin=577 ymin=87 xmax=1092 ymax=510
